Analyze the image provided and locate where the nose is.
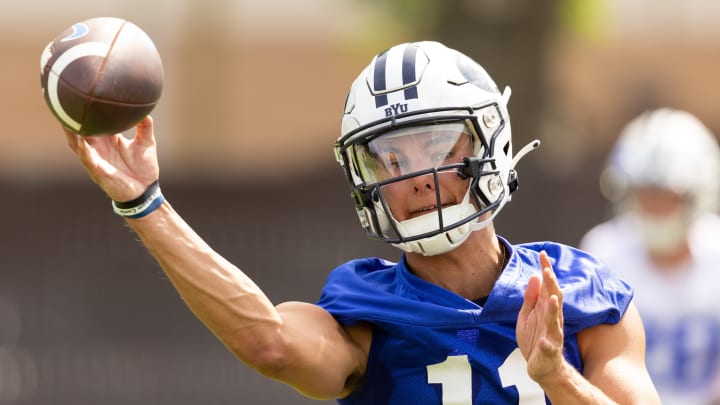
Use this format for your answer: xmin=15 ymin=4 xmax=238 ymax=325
xmin=411 ymin=174 xmax=435 ymax=193
xmin=414 ymin=183 xmax=433 ymax=193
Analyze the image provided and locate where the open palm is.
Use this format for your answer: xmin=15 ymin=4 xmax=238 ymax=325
xmin=516 ymin=251 xmax=566 ymax=383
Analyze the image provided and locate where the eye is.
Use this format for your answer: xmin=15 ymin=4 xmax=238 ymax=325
xmin=431 ymin=151 xmax=454 ymax=163
xmin=388 ymin=153 xmax=407 ymax=170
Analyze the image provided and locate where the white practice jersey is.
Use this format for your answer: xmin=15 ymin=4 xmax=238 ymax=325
xmin=580 ymin=213 xmax=720 ymax=405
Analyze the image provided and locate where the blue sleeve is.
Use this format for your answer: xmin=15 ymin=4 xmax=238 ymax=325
xmin=317 ymin=257 xmax=398 ymax=326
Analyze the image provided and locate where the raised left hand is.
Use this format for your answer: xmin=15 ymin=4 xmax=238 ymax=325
xmin=516 ymin=250 xmax=566 ymax=383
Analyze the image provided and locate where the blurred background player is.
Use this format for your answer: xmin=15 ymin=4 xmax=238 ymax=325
xmin=580 ymin=108 xmax=720 ymax=405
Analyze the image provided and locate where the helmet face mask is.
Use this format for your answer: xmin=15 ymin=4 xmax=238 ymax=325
xmin=335 ymin=41 xmax=532 ymax=256
xmin=342 ymin=113 xmax=502 ymax=244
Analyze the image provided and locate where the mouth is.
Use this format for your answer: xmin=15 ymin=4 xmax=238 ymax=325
xmin=407 ymin=203 xmax=453 ymax=219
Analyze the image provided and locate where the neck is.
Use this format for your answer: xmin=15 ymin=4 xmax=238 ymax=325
xmin=405 ymin=224 xmax=505 ymax=300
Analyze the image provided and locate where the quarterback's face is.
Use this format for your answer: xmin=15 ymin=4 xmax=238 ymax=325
xmin=365 ymin=127 xmax=474 ymax=221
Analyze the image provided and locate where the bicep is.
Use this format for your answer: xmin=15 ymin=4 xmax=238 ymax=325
xmin=578 ymin=302 xmax=661 ymax=404
xmin=270 ymin=301 xmax=369 ymax=400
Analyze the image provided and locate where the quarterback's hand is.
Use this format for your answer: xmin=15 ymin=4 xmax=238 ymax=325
xmin=64 ymin=116 xmax=160 ymax=202
xmin=516 ymin=251 xmax=566 ymax=383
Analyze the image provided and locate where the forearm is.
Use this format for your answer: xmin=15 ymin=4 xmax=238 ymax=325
xmin=539 ymin=362 xmax=617 ymax=405
xmin=124 ymin=200 xmax=284 ymax=364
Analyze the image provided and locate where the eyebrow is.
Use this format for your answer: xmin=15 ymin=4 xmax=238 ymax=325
xmin=371 ymin=144 xmax=402 ymax=160
xmin=425 ymin=132 xmax=470 ymax=147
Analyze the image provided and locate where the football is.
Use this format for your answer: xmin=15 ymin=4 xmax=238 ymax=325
xmin=40 ymin=17 xmax=164 ymax=136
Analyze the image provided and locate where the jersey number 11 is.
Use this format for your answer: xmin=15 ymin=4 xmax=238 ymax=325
xmin=426 ymin=349 xmax=545 ymax=404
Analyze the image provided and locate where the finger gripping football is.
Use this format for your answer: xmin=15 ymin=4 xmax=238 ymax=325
xmin=40 ymin=17 xmax=164 ymax=136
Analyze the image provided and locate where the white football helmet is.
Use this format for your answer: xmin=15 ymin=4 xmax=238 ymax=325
xmin=335 ymin=41 xmax=539 ymax=256
xmin=601 ymin=108 xmax=720 ymax=218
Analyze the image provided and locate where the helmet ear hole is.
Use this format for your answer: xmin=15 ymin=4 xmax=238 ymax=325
xmin=371 ymin=189 xmax=381 ymax=203
xmin=508 ymin=170 xmax=519 ymax=193
xmin=503 ymin=141 xmax=510 ymax=156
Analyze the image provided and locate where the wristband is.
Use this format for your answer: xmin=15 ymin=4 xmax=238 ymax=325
xmin=112 ymin=180 xmax=165 ymax=219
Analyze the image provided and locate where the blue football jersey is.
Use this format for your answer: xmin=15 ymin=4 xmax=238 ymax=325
xmin=317 ymin=238 xmax=633 ymax=404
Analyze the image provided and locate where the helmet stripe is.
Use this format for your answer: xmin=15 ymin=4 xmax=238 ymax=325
xmin=373 ymin=51 xmax=389 ymax=108
xmin=371 ymin=44 xmax=422 ymax=108
xmin=402 ymin=44 xmax=419 ymax=100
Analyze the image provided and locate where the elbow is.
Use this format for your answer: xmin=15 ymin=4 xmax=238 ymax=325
xmin=228 ymin=335 xmax=295 ymax=378
xmin=253 ymin=345 xmax=295 ymax=378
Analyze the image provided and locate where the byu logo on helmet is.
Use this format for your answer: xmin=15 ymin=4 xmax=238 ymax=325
xmin=367 ymin=43 xmax=429 ymax=109
xmin=384 ymin=103 xmax=408 ymax=117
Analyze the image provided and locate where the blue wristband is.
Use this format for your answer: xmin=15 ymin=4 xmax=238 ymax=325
xmin=112 ymin=180 xmax=164 ymax=219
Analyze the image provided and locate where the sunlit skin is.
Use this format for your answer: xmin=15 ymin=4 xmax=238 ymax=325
xmin=64 ymin=118 xmax=660 ymax=403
